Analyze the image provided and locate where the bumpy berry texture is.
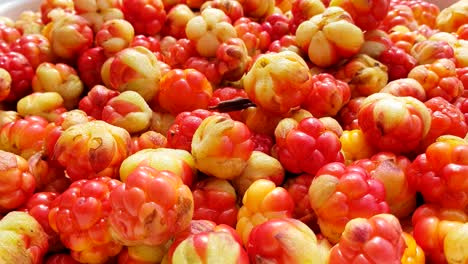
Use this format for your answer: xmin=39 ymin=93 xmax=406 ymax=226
xmin=121 ymin=0 xmax=166 ymax=36
xmin=408 ymin=58 xmax=464 ymax=102
xmin=247 ymin=218 xmax=330 ymax=264
xmin=119 ymin=147 xmax=196 ymax=186
xmin=192 ymin=178 xmax=239 ymax=227
xmin=329 ymin=214 xmax=406 ymax=264
xmin=243 ymin=51 xmax=312 ymax=115
xmin=302 ymin=73 xmax=351 ymax=118
xmin=101 ymin=90 xmax=153 ymax=134
xmin=295 ymin=7 xmax=364 ymax=67
xmin=165 ymin=220 xmax=248 ymax=264
xmin=411 ymin=204 xmax=467 ymax=263
xmin=109 ymin=165 xmax=194 ymax=246
xmin=157 ymin=68 xmax=213 ymax=115
xmin=53 ymin=120 xmax=132 ymax=181
xmin=0 ymin=150 xmax=36 ymax=213
xmin=408 ymin=135 xmax=468 ymax=210
xmin=236 ymin=179 xmax=295 ymax=244
xmin=48 ymin=177 xmax=123 ymax=263
xmin=273 ymin=117 xmax=344 ymax=175
xmin=352 ymin=152 xmax=416 ymax=219
xmin=0 ymin=51 xmax=34 ymax=102
xmin=357 ymin=92 xmax=432 ymax=154
xmin=334 ymin=54 xmax=389 ymax=97
xmin=0 ymin=211 xmax=49 ymax=264
xmin=191 ymin=115 xmax=254 ymax=180
xmin=102 ymin=46 xmax=161 ymax=102
xmin=309 ymin=162 xmax=390 ymax=243
xmin=232 ymin=150 xmax=285 ymax=198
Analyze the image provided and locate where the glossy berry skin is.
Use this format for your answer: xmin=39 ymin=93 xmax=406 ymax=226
xmin=103 ymin=46 xmax=161 ymax=103
xmin=39 ymin=0 xmax=74 ymax=24
xmin=121 ymin=0 xmax=166 ymax=36
xmin=407 ymin=0 xmax=439 ymax=27
xmin=268 ymin=35 xmax=303 ymax=55
xmin=72 ymin=0 xmax=125 ymax=33
xmin=401 ymin=232 xmax=425 ymax=264
xmin=185 ymin=8 xmax=236 ymax=58
xmin=234 ymin=17 xmax=271 ymax=56
xmin=410 ymin=40 xmax=455 ymax=65
xmin=48 ymin=177 xmax=123 ymax=263
xmin=454 ymin=96 xmax=468 ymax=124
xmin=237 ymin=0 xmax=275 ymax=19
xmin=102 ymin=90 xmax=153 ymax=134
xmin=233 ymin=151 xmax=285 ymax=199
xmin=236 ymin=179 xmax=295 ymax=245
xmin=302 ymin=73 xmax=351 ymax=118
xmin=0 ymin=51 xmax=34 ymax=102
xmin=216 ymin=37 xmax=250 ymax=83
xmin=352 ymin=152 xmax=416 ymax=219
xmin=411 ymin=204 xmax=467 ymax=264
xmin=408 ymin=135 xmax=468 ymax=210
xmin=262 ymin=13 xmax=290 ymax=41
xmin=379 ymin=46 xmax=417 ymax=81
xmin=0 ymin=115 xmax=49 ymax=159
xmin=421 ymin=97 xmax=468 ymax=150
xmin=340 ymin=129 xmax=376 ymax=165
xmin=157 ymin=68 xmax=213 ymax=115
xmin=130 ymin=35 xmax=161 ymax=56
xmin=119 ymin=148 xmax=196 ymax=187
xmin=200 ymin=0 xmax=244 ymax=23
xmin=95 ymin=19 xmax=135 ymax=57
xmin=380 ymin=4 xmax=418 ymax=32
xmin=77 ymin=47 xmax=107 ymax=89
xmin=243 ymin=51 xmax=312 ymax=114
xmin=42 ymin=13 xmax=94 ymax=61
xmin=10 ymin=33 xmax=54 ymax=70
xmin=329 ymin=214 xmax=406 ymax=264
xmin=117 ymin=244 xmax=169 ymax=264
xmin=357 ymin=93 xmax=431 ymax=154
xmin=273 ymin=117 xmax=344 ymax=175
xmin=0 ymin=150 xmax=36 ymax=213
xmin=0 ymin=23 xmax=21 ymax=44
xmin=408 ymin=58 xmax=464 ymax=102
xmin=295 ymin=7 xmax=364 ymax=68
xmin=329 ymin=0 xmax=389 ymax=31
xmin=192 ymin=178 xmax=238 ymax=227
xmin=166 ymin=220 xmax=248 ymax=264
xmin=109 ymin=165 xmax=194 ymax=246
xmin=191 ymin=115 xmax=254 ymax=180
xmin=22 ymin=192 xmax=62 ymax=252
xmin=380 ymin=78 xmax=426 ymax=101
xmin=247 ymin=218 xmax=329 ymax=264
xmin=309 ymin=162 xmax=390 ymax=243
xmin=289 ymin=0 xmax=326 ymax=34
xmin=160 ymin=37 xmax=197 ymax=69
xmin=166 ymin=109 xmax=219 ymax=152
xmin=53 ymin=120 xmax=132 ymax=181
xmin=436 ymin=0 xmax=468 ymax=33
xmin=359 ymin=29 xmax=393 ymax=59
xmin=78 ymin=84 xmax=120 ymax=120
xmin=161 ymin=4 xmax=195 ymax=39
xmin=129 ymin=131 xmax=167 ymax=154
xmin=32 ymin=62 xmax=84 ymax=110
xmin=0 ymin=211 xmax=49 ymax=264
xmin=334 ymin=54 xmax=388 ymax=97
